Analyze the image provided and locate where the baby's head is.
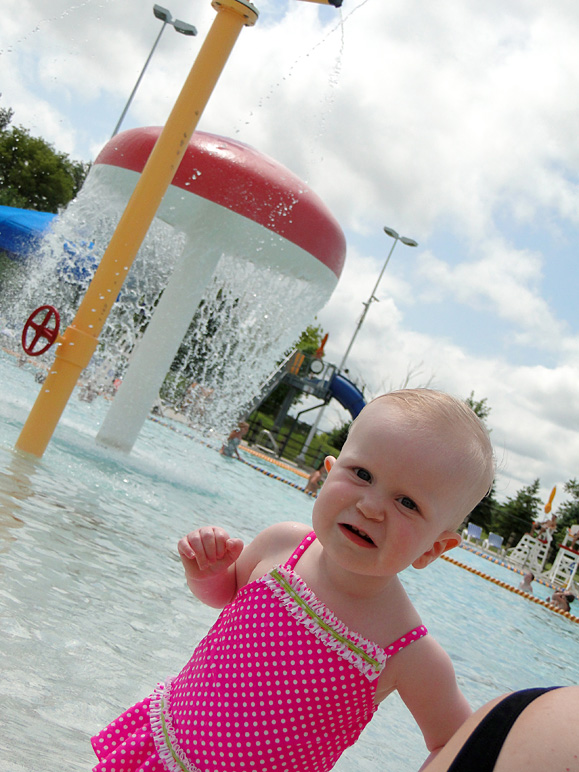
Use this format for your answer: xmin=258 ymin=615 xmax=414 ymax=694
xmin=313 ymin=389 xmax=494 ymax=575
xmin=345 ymin=388 xmax=494 ymax=531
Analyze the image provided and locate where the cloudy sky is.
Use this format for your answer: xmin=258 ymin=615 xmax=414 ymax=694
xmin=2 ymin=0 xmax=579 ymax=508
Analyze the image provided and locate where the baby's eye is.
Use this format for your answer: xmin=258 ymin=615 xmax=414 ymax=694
xmin=398 ymin=496 xmax=418 ymax=511
xmin=355 ymin=468 xmax=372 ymax=482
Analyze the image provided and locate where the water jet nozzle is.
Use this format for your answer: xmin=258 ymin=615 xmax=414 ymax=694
xmin=296 ymin=0 xmax=343 ymax=7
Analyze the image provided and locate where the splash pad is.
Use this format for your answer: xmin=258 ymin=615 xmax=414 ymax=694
xmin=2 ymin=126 xmax=345 ymax=450
xmin=12 ymin=0 xmax=350 ymax=457
xmin=15 ymin=0 xmax=262 ymax=457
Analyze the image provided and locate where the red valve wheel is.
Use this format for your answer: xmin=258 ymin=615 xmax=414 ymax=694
xmin=22 ymin=305 xmax=61 ymax=356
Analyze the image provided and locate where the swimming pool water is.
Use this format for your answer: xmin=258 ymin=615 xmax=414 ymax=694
xmin=1 ymin=350 xmax=578 ymax=772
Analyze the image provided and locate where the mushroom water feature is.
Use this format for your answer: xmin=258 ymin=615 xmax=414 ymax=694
xmin=92 ymin=128 xmax=345 ymax=452
xmin=14 ymin=0 xmax=345 ymax=458
xmin=4 ymin=125 xmax=345 ymax=453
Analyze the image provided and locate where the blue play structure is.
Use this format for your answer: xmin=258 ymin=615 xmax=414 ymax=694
xmin=0 ymin=204 xmax=98 ymax=283
xmin=0 ymin=205 xmax=56 ymax=258
xmin=247 ymin=349 xmax=366 ymax=423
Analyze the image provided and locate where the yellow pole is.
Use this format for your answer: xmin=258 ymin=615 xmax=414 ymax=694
xmin=16 ymin=0 xmax=259 ymax=457
xmin=544 ymin=485 xmax=556 ymax=514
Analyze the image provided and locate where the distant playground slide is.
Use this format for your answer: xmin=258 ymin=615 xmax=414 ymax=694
xmin=327 ymin=373 xmax=365 ymax=419
xmin=0 ymin=205 xmax=97 ymax=283
xmin=0 ymin=205 xmax=55 ymax=256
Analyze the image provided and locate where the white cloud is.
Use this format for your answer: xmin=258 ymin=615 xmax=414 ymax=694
xmin=415 ymin=240 xmax=571 ymax=351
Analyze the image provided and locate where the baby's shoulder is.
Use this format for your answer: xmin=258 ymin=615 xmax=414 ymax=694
xmin=384 ymin=631 xmax=455 ymax=682
xmin=254 ymin=521 xmax=312 ymax=551
xmin=376 ymin=632 xmax=454 ymax=703
xmin=238 ymin=522 xmax=311 ymax=585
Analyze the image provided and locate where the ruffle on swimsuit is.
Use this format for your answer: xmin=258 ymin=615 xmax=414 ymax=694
xmin=263 ymin=566 xmax=421 ymax=681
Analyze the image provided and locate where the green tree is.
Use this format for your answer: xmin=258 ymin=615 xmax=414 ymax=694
xmin=465 ymin=391 xmax=491 ymax=423
xmin=295 ymin=323 xmax=325 ymax=356
xmin=0 ymin=102 xmax=13 ymax=132
xmin=323 ymin=421 xmax=351 ymax=452
xmin=469 ymin=483 xmax=497 ymax=532
xmin=0 ymin=120 xmax=89 ymax=213
xmin=465 ymin=391 xmax=498 ymax=529
xmin=491 ymin=479 xmax=542 ymax=545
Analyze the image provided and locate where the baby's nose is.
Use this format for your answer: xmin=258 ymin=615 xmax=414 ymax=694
xmin=358 ymin=492 xmax=386 ymax=521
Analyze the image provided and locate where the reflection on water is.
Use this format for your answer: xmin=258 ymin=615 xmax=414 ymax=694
xmin=1 ymin=351 xmax=579 ymax=772
xmin=0 ymin=454 xmax=29 ymax=551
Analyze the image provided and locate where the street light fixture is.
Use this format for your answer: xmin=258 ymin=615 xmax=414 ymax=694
xmin=111 ymin=4 xmax=198 ymax=138
xmin=337 ymin=226 xmax=418 ymax=372
xmin=296 ymin=225 xmax=418 ymax=463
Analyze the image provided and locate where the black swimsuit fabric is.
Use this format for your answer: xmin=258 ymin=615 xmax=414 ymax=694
xmin=447 ymin=687 xmax=560 ymax=772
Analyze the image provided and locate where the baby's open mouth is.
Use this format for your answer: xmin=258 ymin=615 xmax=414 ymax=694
xmin=342 ymin=523 xmax=375 ymax=546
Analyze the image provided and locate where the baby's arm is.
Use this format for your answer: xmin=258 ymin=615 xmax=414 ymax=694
xmin=390 ymin=637 xmax=471 ymax=767
xmin=177 ymin=526 xmax=244 ymax=608
xmin=177 ymin=521 xmax=308 ymax=609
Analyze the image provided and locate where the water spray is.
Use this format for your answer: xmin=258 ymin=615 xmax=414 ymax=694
xmin=15 ymin=0 xmax=259 ymax=457
xmin=15 ymin=0 xmax=344 ymax=458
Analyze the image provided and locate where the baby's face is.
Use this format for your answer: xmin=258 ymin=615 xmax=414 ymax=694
xmin=312 ymin=401 xmax=481 ymax=577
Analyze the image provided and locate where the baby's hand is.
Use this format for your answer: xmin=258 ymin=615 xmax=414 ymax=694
xmin=177 ymin=526 xmax=244 ymax=579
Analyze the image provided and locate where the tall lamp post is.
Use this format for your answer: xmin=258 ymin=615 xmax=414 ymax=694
xmin=112 ymin=4 xmax=198 ymax=138
xmin=337 ymin=226 xmax=418 ymax=372
xmin=296 ymin=226 xmax=418 ymax=463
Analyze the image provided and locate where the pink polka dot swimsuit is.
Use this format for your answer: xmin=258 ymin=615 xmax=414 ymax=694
xmin=92 ymin=532 xmax=427 ymax=772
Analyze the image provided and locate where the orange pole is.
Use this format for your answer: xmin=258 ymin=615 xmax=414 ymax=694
xmin=16 ymin=0 xmax=258 ymax=457
xmin=544 ymin=485 xmax=556 ymax=514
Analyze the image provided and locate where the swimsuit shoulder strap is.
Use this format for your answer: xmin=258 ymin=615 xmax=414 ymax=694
xmin=385 ymin=625 xmax=428 ymax=657
xmin=283 ymin=543 xmax=429 ymax=656
xmin=284 ymin=530 xmax=317 ymax=570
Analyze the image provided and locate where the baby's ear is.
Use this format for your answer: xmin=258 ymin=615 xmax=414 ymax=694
xmin=412 ymin=531 xmax=461 ymax=570
xmin=324 ymin=456 xmax=336 ymax=473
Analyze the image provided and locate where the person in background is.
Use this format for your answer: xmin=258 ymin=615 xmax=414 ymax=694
xmin=531 ymin=513 xmax=557 ymax=539
xmin=518 ymin=571 xmax=534 ymax=594
xmin=304 ymin=462 xmax=326 ymax=495
xmin=220 ymin=421 xmax=249 ymax=459
xmin=568 ymin=526 xmax=579 ymax=549
xmin=549 ymin=590 xmax=575 ymax=612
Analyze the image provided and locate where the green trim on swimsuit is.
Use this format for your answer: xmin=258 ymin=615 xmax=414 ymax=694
xmin=270 ymin=567 xmax=381 ymax=672
xmin=160 ymin=696 xmax=191 ymax=772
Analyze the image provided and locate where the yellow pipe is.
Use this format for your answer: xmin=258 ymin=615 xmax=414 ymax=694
xmin=16 ymin=0 xmax=259 ymax=457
